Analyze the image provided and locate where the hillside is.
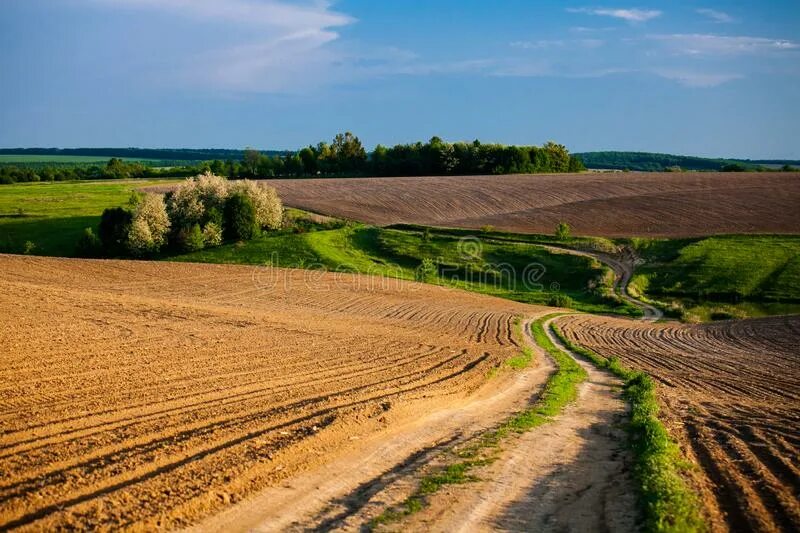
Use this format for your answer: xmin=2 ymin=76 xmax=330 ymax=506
xmin=574 ymin=151 xmax=800 ymax=172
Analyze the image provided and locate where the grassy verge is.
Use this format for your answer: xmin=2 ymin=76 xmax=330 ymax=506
xmin=629 ymin=235 xmax=800 ymax=321
xmin=370 ymin=314 xmax=586 ymax=529
xmin=551 ymin=323 xmax=705 ymax=533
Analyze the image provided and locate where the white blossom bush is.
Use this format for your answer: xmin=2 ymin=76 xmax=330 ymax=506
xmin=167 ymin=171 xmax=229 ymax=227
xmin=229 ymin=179 xmax=283 ymax=230
xmin=127 ymin=193 xmax=170 ymax=256
xmin=165 ymin=173 xmax=283 ymax=251
xmin=202 ymin=221 xmax=223 ymax=247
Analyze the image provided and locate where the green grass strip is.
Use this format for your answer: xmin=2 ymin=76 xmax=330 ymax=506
xmin=370 ymin=314 xmax=586 ymax=530
xmin=551 ymin=323 xmax=706 ymax=533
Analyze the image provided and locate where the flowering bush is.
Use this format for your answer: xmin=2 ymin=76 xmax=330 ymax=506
xmin=127 ymin=193 xmax=170 ymax=256
xmin=168 ymin=173 xmax=282 ymax=232
xmin=202 ymin=221 xmax=223 ymax=247
xmin=229 ymin=179 xmax=283 ymax=230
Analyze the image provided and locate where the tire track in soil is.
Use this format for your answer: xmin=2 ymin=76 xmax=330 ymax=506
xmin=401 ymin=317 xmax=638 ymax=533
xmin=184 ymin=319 xmax=555 ymax=533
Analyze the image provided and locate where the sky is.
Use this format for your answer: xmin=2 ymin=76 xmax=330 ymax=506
xmin=1 ymin=1 xmax=799 ymax=158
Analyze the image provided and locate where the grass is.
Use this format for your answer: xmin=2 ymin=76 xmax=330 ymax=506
xmin=388 ymin=223 xmax=618 ymax=252
xmin=175 ymin=225 xmax=637 ymax=315
xmin=503 ymin=318 xmax=534 ymax=370
xmin=371 ymin=314 xmax=587 ymax=530
xmin=551 ymin=323 xmax=706 ymax=533
xmin=0 ymin=179 xmax=180 ymax=256
xmin=631 ymin=235 xmax=800 ymax=303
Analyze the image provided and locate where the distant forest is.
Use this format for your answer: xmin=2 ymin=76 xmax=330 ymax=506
xmin=0 ymin=147 xmax=289 ymax=161
xmin=574 ymin=151 xmax=800 ymax=172
xmin=3 ymin=143 xmax=798 ymax=184
xmin=0 ymin=134 xmax=585 ymax=184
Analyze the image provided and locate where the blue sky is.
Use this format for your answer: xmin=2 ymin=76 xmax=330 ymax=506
xmin=1 ymin=1 xmax=799 ymax=158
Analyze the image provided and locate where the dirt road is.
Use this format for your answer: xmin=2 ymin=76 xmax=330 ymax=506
xmin=187 ymin=318 xmax=555 ymax=532
xmin=190 ymin=316 xmax=639 ymax=532
xmin=401 ymin=316 xmax=638 ymax=532
xmin=536 ymin=243 xmax=662 ymax=320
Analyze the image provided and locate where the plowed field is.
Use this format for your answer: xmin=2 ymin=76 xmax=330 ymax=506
xmin=556 ymin=314 xmax=800 ymax=532
xmin=262 ymin=172 xmax=800 ymax=237
xmin=0 ymin=255 xmax=535 ymax=530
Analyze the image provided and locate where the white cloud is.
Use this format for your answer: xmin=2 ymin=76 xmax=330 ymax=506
xmin=89 ymin=0 xmax=354 ymax=31
xmin=510 ymin=38 xmax=605 ymax=49
xmin=648 ymin=34 xmax=800 ymax=55
xmin=696 ymin=8 xmax=735 ymax=24
xmin=567 ymin=7 xmax=662 ymax=23
xmin=651 ymin=69 xmax=743 ymax=87
xmin=86 ymin=0 xmax=355 ymax=92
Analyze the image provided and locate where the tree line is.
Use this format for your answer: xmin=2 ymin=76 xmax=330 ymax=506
xmin=0 ymin=133 xmax=585 ymax=184
xmin=236 ymin=135 xmax=585 ymax=178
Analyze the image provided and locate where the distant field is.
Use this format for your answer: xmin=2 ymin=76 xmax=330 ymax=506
xmin=0 ymin=154 xmax=159 ymax=164
xmin=266 ymin=172 xmax=800 ymax=238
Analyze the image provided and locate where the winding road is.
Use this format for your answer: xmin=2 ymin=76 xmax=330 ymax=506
xmin=186 ymin=233 xmax=662 ymax=531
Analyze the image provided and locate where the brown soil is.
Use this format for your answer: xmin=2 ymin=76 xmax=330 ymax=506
xmin=256 ymin=172 xmax=800 ymax=237
xmin=0 ymin=254 xmax=538 ymax=530
xmin=400 ymin=317 xmax=639 ymax=532
xmin=556 ymin=314 xmax=800 ymax=533
xmin=187 ymin=318 xmax=556 ymax=532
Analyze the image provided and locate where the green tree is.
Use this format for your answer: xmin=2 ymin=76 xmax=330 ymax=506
xmin=298 ymin=147 xmax=317 ymax=175
xmin=224 ymin=192 xmax=259 ymax=241
xmin=331 ymin=131 xmax=367 ymax=173
xmin=98 ymin=207 xmax=133 ymax=255
xmin=243 ymin=147 xmax=261 ymax=177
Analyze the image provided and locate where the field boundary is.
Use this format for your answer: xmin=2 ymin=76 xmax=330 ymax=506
xmin=551 ymin=319 xmax=706 ymax=532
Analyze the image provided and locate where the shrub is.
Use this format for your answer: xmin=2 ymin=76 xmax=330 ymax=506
xmin=555 ymin=221 xmax=571 ymax=240
xmin=99 ymin=207 xmax=133 ymax=255
xmin=230 ymin=179 xmax=283 ymax=230
xmin=127 ymin=218 xmax=156 ymax=257
xmin=547 ymin=293 xmax=573 ymax=308
xmin=224 ymin=192 xmax=259 ymax=241
xmin=177 ymin=224 xmax=205 ymax=252
xmin=415 ymin=258 xmax=438 ymax=282
xmin=167 ymin=172 xmax=229 ymax=228
xmin=126 ymin=193 xmax=170 ymax=256
xmin=202 ymin=222 xmax=223 ymax=247
xmin=76 ymin=228 xmax=102 ymax=257
xmin=23 ymin=241 xmax=36 ymax=255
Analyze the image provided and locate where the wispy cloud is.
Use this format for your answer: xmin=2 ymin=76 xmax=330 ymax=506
xmin=648 ymin=34 xmax=800 ymax=56
xmin=87 ymin=0 xmax=356 ymax=92
xmin=510 ymin=39 xmax=605 ymax=50
xmin=567 ymin=7 xmax=662 ymax=23
xmin=696 ymin=8 xmax=735 ymax=24
xmin=89 ymin=0 xmax=354 ymax=31
xmin=651 ymin=69 xmax=743 ymax=87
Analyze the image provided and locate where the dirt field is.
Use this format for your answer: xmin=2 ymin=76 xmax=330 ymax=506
xmin=260 ymin=172 xmax=800 ymax=237
xmin=556 ymin=314 xmax=800 ymax=532
xmin=0 ymin=254 xmax=536 ymax=530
